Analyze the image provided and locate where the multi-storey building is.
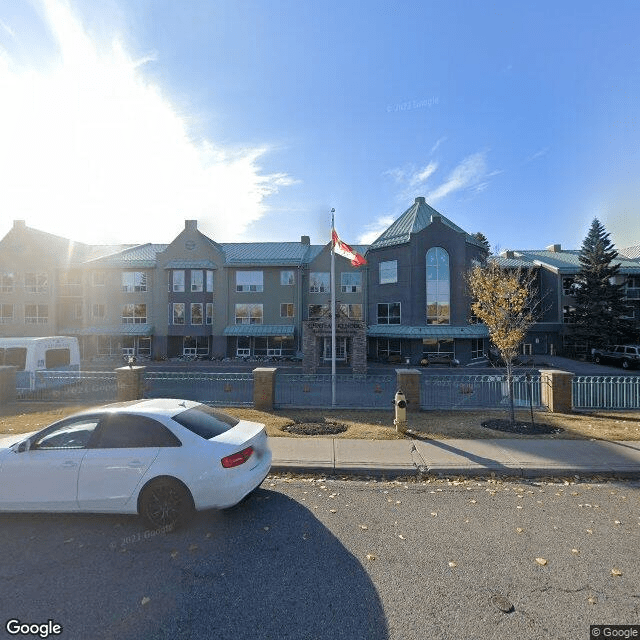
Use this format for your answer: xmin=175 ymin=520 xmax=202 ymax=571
xmin=1 ymin=200 xmax=639 ymax=365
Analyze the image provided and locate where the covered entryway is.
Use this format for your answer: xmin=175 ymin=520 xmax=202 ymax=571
xmin=302 ymin=309 xmax=367 ymax=373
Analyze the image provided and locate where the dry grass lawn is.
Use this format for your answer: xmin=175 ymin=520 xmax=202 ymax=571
xmin=1 ymin=402 xmax=639 ymax=442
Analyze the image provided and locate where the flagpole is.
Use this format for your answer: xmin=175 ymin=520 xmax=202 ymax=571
xmin=330 ymin=208 xmax=336 ymax=407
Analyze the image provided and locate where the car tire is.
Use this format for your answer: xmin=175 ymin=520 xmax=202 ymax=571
xmin=594 ymin=355 xmax=601 ymax=364
xmin=138 ymin=477 xmax=194 ymax=531
xmin=622 ymin=359 xmax=630 ymax=369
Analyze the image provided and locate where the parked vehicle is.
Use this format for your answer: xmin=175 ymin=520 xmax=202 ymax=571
xmin=592 ymin=345 xmax=640 ymax=369
xmin=420 ymin=353 xmax=460 ymax=367
xmin=0 ymin=399 xmax=272 ymax=529
xmin=0 ymin=336 xmax=80 ymax=391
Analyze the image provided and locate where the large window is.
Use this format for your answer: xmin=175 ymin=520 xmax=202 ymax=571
xmin=281 ymin=270 xmax=295 ymax=286
xmin=0 ymin=304 xmax=14 ymax=324
xmin=235 ymin=303 xmax=263 ymax=324
xmin=92 ymin=304 xmax=105 ymax=319
xmin=1 ymin=273 xmax=15 ymax=293
xmin=122 ymin=304 xmax=146 ymax=324
xmin=172 ymin=303 xmax=185 ymax=325
xmin=281 ymin=303 xmax=294 ymax=318
xmin=309 ymin=272 xmax=330 ymax=293
xmin=172 ymin=270 xmax=185 ymax=292
xmin=377 ymin=339 xmax=401 ymax=360
xmin=309 ymin=304 xmax=330 ymax=318
xmin=191 ymin=303 xmax=203 ymax=325
xmin=426 ymin=247 xmax=450 ymax=325
xmin=190 ymin=270 xmax=204 ymax=292
xmin=471 ymin=338 xmax=485 ymax=360
xmin=377 ymin=302 xmax=401 ymax=324
xmin=236 ymin=271 xmax=263 ymax=292
xmin=206 ymin=303 xmax=214 ymax=325
xmin=341 ymin=272 xmax=362 ymax=293
xmin=206 ymin=270 xmax=214 ymax=292
xmin=379 ymin=261 xmax=397 ymax=285
xmin=25 ymin=272 xmax=48 ymax=293
xmin=422 ymin=338 xmax=454 ymax=357
xmin=24 ymin=304 xmax=48 ymax=324
xmin=340 ymin=303 xmax=363 ymax=320
xmin=122 ymin=271 xmax=147 ymax=292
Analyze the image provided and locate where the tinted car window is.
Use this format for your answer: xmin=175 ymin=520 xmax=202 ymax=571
xmin=172 ymin=405 xmax=239 ymax=439
xmin=94 ymin=414 xmax=182 ymax=448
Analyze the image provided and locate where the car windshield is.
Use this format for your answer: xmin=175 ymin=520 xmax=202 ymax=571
xmin=172 ymin=404 xmax=240 ymax=439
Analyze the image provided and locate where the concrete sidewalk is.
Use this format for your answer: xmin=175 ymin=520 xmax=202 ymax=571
xmin=269 ymin=436 xmax=640 ymax=478
xmin=2 ymin=432 xmax=640 ymax=479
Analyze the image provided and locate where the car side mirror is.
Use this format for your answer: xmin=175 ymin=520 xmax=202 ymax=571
xmin=16 ymin=438 xmax=31 ymax=453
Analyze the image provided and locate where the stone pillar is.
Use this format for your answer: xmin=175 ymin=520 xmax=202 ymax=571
xmin=0 ymin=366 xmax=17 ymax=405
xmin=254 ymin=367 xmax=277 ymax=411
xmin=540 ymin=369 xmax=574 ymax=413
xmin=116 ymin=366 xmax=146 ymax=401
xmin=352 ymin=331 xmax=368 ymax=374
xmin=395 ymin=368 xmax=421 ymax=412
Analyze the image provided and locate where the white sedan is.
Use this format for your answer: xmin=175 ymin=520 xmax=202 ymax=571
xmin=0 ymin=399 xmax=272 ymax=529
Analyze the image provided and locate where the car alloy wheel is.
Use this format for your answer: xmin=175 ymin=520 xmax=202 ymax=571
xmin=622 ymin=359 xmax=630 ymax=369
xmin=139 ymin=478 xmax=194 ymax=531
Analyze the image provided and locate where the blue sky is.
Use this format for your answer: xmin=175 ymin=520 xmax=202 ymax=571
xmin=1 ymin=0 xmax=639 ymax=253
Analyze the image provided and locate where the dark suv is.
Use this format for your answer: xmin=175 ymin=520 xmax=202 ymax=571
xmin=592 ymin=345 xmax=640 ymax=369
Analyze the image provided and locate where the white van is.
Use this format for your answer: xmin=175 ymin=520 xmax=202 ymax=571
xmin=0 ymin=336 xmax=80 ymax=391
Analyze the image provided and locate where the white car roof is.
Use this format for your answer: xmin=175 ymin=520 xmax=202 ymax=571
xmin=81 ymin=398 xmax=202 ymax=419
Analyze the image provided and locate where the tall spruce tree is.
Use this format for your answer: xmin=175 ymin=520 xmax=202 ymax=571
xmin=571 ymin=218 xmax=630 ymax=350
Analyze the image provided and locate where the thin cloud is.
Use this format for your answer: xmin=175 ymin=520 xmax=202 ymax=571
xmin=430 ymin=136 xmax=446 ymax=155
xmin=357 ymin=215 xmax=395 ymax=245
xmin=525 ymin=146 xmax=550 ymax=163
xmin=0 ymin=0 xmax=293 ymax=244
xmin=426 ymin=152 xmax=489 ymax=202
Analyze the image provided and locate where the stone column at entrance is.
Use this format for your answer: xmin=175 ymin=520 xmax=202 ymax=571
xmin=540 ymin=369 xmax=574 ymax=413
xmin=116 ymin=365 xmax=146 ymax=401
xmin=395 ymin=369 xmax=421 ymax=412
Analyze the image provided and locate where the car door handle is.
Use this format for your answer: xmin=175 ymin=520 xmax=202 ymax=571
xmin=62 ymin=461 xmax=79 ymax=468
xmin=128 ymin=460 xmax=146 ymax=467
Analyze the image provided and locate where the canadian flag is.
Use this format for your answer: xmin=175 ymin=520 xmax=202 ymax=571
xmin=332 ymin=229 xmax=367 ymax=266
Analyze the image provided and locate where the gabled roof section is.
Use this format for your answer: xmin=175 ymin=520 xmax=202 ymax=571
xmin=494 ymin=247 xmax=640 ymax=274
xmin=87 ymin=244 xmax=167 ymax=268
xmin=222 ymin=242 xmax=313 ymax=266
xmin=369 ymin=197 xmax=483 ymax=250
xmin=1 ymin=220 xmax=94 ymax=263
xmin=620 ymin=245 xmax=640 ymax=260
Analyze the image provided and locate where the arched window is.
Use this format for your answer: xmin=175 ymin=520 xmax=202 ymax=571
xmin=426 ymin=247 xmax=450 ymax=324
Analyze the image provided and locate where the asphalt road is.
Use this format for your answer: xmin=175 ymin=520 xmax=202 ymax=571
xmin=1 ymin=475 xmax=639 ymax=640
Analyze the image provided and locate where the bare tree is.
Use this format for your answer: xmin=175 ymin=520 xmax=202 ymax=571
xmin=466 ymin=261 xmax=538 ymax=425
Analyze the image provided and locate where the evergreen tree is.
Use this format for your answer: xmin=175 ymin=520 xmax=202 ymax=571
xmin=472 ymin=232 xmax=491 ymax=255
xmin=571 ymin=218 xmax=630 ymax=350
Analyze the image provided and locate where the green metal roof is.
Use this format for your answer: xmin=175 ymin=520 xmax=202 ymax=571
xmin=367 ymin=324 xmax=489 ymax=339
xmin=369 ymin=197 xmax=484 ymax=250
xmin=87 ymin=244 xmax=167 ymax=268
xmin=493 ymin=249 xmax=640 ymax=274
xmin=223 ymin=324 xmax=296 ymax=337
xmin=63 ymin=325 xmax=155 ymax=336
xmin=221 ymin=242 xmax=311 ymax=265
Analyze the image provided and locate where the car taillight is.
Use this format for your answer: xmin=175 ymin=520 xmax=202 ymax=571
xmin=221 ymin=446 xmax=254 ymax=468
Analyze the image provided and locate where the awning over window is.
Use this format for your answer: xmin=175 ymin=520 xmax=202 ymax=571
xmin=62 ymin=325 xmax=155 ymax=336
xmin=223 ymin=324 xmax=295 ymax=337
xmin=367 ymin=324 xmax=489 ymax=339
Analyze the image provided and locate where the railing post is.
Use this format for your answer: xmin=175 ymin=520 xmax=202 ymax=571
xmin=253 ymin=367 xmax=277 ymax=411
xmin=116 ymin=365 xmax=146 ymax=401
xmin=395 ymin=369 xmax=421 ymax=412
xmin=540 ymin=369 xmax=574 ymax=413
xmin=0 ymin=366 xmax=17 ymax=405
